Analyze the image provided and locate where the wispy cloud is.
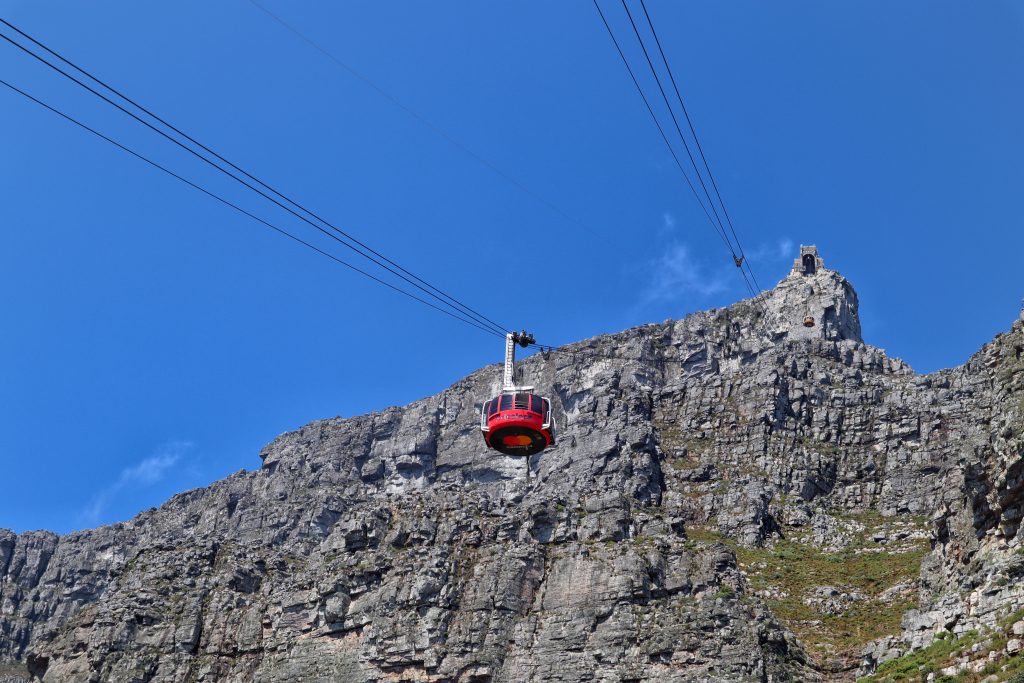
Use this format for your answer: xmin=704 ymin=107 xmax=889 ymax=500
xmin=658 ymin=212 xmax=677 ymax=236
xmin=635 ymin=208 xmax=796 ymax=310
xmin=80 ymin=441 xmax=193 ymax=526
xmin=745 ymin=237 xmax=794 ymax=264
xmin=640 ymin=243 xmax=730 ymax=305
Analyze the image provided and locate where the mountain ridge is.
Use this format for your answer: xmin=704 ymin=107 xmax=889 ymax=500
xmin=2 ymin=250 xmax=1022 ymax=682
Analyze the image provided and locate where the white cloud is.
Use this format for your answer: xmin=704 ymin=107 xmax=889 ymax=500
xmin=777 ymin=238 xmax=794 ymax=260
xmin=654 ymin=212 xmax=678 ymax=238
xmin=636 ymin=209 xmax=793 ymax=310
xmin=745 ymin=237 xmax=795 ymax=263
xmin=640 ymin=243 xmax=729 ymax=305
xmin=120 ymin=450 xmax=182 ymax=486
xmin=80 ymin=441 xmax=193 ymax=526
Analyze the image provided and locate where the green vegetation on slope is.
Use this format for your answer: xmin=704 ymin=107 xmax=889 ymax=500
xmin=688 ymin=511 xmax=930 ymax=667
xmin=737 ymin=538 xmax=927 ymax=660
xmin=859 ymin=616 xmax=1024 ymax=683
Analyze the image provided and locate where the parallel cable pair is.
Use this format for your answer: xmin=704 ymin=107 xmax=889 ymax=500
xmin=0 ymin=18 xmax=511 ymax=340
xmin=246 ymin=0 xmax=591 ymax=237
xmin=0 ymin=78 xmax=506 ymax=339
xmin=2 ymin=12 xmax=779 ymax=356
xmin=591 ymin=1 xmax=770 ymax=318
xmin=632 ymin=0 xmax=763 ymax=295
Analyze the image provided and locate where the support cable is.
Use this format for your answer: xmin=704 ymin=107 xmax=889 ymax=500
xmin=590 ymin=0 xmax=736 ymax=256
xmin=616 ymin=0 xmax=740 ymax=263
xmin=246 ymin=0 xmax=592 ymax=236
xmin=0 ymin=76 xmax=506 ymax=340
xmin=0 ymin=19 xmax=510 ymax=337
xmin=604 ymin=1 xmax=777 ymax=328
xmin=635 ymin=0 xmax=764 ymax=294
xmin=591 ymin=1 xmax=776 ymax=340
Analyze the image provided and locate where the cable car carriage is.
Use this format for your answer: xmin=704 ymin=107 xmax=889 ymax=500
xmin=481 ymin=391 xmax=553 ymax=456
xmin=480 ymin=331 xmax=554 ymax=457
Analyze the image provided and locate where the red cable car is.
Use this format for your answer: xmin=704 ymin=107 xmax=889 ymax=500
xmin=481 ymin=391 xmax=554 ymax=456
xmin=480 ymin=332 xmax=555 ymax=457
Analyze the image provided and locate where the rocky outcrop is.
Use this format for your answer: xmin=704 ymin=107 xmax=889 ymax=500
xmin=862 ymin=310 xmax=1024 ymax=674
xmin=1 ymin=248 xmax=1021 ymax=682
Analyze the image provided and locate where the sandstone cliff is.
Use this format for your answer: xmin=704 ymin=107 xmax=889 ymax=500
xmin=1 ymin=250 xmax=1021 ymax=682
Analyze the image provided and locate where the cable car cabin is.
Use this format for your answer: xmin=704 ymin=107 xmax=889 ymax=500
xmin=481 ymin=392 xmax=554 ymax=456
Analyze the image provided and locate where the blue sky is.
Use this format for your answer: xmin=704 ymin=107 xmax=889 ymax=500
xmin=1 ymin=1 xmax=1022 ymax=533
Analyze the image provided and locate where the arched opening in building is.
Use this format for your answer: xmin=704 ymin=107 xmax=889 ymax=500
xmin=802 ymin=253 xmax=816 ymax=275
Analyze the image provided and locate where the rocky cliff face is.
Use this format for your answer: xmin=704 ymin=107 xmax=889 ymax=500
xmin=1 ymin=251 xmax=1021 ymax=682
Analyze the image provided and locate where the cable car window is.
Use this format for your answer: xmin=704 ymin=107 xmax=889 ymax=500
xmin=488 ymin=400 xmax=498 ymax=416
xmin=500 ymin=394 xmax=513 ymax=411
xmin=515 ymin=393 xmax=529 ymax=410
xmin=529 ymin=394 xmax=542 ymax=414
xmin=542 ymin=398 xmax=550 ymax=420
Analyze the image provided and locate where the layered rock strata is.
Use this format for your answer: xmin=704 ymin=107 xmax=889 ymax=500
xmin=1 ymin=251 xmax=1021 ymax=682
